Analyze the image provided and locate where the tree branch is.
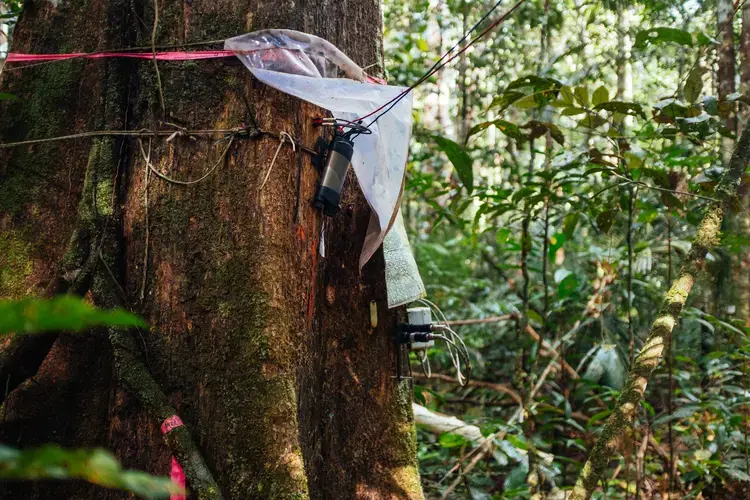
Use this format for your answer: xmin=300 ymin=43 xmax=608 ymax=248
xmin=412 ymin=372 xmax=523 ymax=405
xmin=570 ymin=120 xmax=750 ymax=500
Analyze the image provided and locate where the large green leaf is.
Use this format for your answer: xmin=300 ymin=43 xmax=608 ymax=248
xmin=434 ymin=135 xmax=474 ymax=193
xmin=0 ymin=445 xmax=178 ymax=499
xmin=0 ymin=296 xmax=146 ymax=335
xmin=634 ymin=27 xmax=693 ymax=49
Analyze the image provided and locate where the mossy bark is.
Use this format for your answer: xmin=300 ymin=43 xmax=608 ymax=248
xmin=570 ymin=121 xmax=750 ymax=500
xmin=0 ymin=0 xmax=422 ymax=499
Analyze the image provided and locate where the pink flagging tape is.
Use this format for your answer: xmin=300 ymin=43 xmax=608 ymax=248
xmin=170 ymin=457 xmax=187 ymax=500
xmin=160 ymin=416 xmax=187 ymax=500
xmin=161 ymin=415 xmax=184 ymax=435
xmin=5 ymin=50 xmax=235 ymax=63
xmin=7 ymin=50 xmax=389 ymax=86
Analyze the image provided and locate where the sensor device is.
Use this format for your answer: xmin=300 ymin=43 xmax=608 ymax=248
xmin=405 ymin=306 xmax=435 ymax=351
xmin=314 ymin=136 xmax=354 ymax=216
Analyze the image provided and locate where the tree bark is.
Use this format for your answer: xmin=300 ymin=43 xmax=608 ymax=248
xmin=738 ymin=3 xmax=750 ymax=324
xmin=569 ymin=119 xmax=750 ymax=500
xmin=717 ymin=0 xmax=737 ymax=134
xmin=0 ymin=1 xmax=422 ymax=499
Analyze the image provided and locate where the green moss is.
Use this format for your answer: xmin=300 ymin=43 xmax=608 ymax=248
xmin=0 ymin=230 xmax=33 ymax=299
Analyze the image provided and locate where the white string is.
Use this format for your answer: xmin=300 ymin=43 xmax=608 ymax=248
xmin=417 ymin=298 xmax=471 ymax=386
xmin=260 ymin=131 xmax=295 ymax=190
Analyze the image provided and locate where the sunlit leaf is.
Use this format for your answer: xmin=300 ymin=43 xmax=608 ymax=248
xmin=514 ymin=95 xmax=538 ymax=109
xmin=489 ymin=90 xmax=525 ymax=112
xmin=634 ymin=27 xmax=693 ymax=49
xmin=560 ymin=85 xmax=575 ymax=105
xmin=0 ymin=445 xmax=178 ymax=499
xmin=561 ymin=107 xmax=586 ymax=116
xmin=0 ymin=296 xmax=146 ymax=335
xmin=438 ymin=433 xmax=468 ymax=449
xmin=592 ymin=86 xmax=609 ymax=107
xmin=574 ymin=86 xmax=589 ymax=107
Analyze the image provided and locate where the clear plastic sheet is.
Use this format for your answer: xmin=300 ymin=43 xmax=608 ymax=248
xmin=225 ymin=30 xmax=367 ymax=80
xmin=226 ymin=30 xmax=423 ymax=307
xmin=225 ymin=30 xmax=411 ymax=269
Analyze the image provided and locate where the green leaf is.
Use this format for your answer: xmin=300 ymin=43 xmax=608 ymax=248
xmin=634 ymin=27 xmax=693 ymax=49
xmin=506 ymin=75 xmax=561 ymax=91
xmin=562 ymin=213 xmax=580 ymax=237
xmin=684 ymin=65 xmax=706 ymax=103
xmin=433 ymin=135 xmax=473 ymax=193
xmin=592 ymin=86 xmax=609 ymax=106
xmin=560 ymin=107 xmax=586 ymax=116
xmin=0 ymin=445 xmax=178 ymax=499
xmin=0 ymin=296 xmax=147 ymax=335
xmin=0 ymin=92 xmax=18 ymax=101
xmin=586 ymin=410 xmax=612 ymax=428
xmin=438 ymin=433 xmax=469 ymax=449
xmin=542 ymin=122 xmax=565 ymax=145
xmin=527 ymin=309 xmax=544 ymax=325
xmin=466 ymin=119 xmax=527 ymax=142
xmin=489 ymin=91 xmax=525 ymax=112
xmin=560 ymin=85 xmax=575 ymax=105
xmin=578 ymin=114 xmax=606 ymax=129
xmin=596 ymin=209 xmax=618 ymax=233
xmin=496 ymin=228 xmax=511 ymax=244
xmin=413 ymin=385 xmax=426 ymax=405
xmin=513 ymin=94 xmax=537 ymax=109
xmin=593 ymin=101 xmax=646 ymax=119
xmin=548 ymin=233 xmax=567 ymax=260
xmin=557 ymin=273 xmax=579 ymax=299
xmin=574 ymin=86 xmax=589 ymax=107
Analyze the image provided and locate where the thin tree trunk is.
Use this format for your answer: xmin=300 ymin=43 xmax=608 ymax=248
xmin=570 ymin=120 xmax=750 ymax=500
xmin=717 ymin=0 xmax=737 ymax=139
xmin=738 ymin=3 xmax=750 ymax=324
xmin=0 ymin=1 xmax=423 ymax=499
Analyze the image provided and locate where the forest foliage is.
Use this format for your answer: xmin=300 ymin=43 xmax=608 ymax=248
xmin=384 ymin=0 xmax=750 ymax=498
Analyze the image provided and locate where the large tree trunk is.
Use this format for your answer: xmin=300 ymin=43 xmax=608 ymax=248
xmin=0 ymin=1 xmax=423 ymax=499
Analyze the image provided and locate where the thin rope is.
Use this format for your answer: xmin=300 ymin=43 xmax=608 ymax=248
xmin=0 ymin=127 xmax=317 ymax=154
xmin=355 ymin=0 xmax=526 ymax=128
xmin=140 ymin=135 xmax=234 ymax=186
xmin=260 ymin=131 xmax=295 ymax=189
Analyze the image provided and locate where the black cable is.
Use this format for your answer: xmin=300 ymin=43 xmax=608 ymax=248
xmin=350 ymin=0 xmax=525 ymax=139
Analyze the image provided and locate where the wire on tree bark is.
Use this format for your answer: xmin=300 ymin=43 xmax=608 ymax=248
xmin=570 ymin=120 xmax=750 ymax=500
